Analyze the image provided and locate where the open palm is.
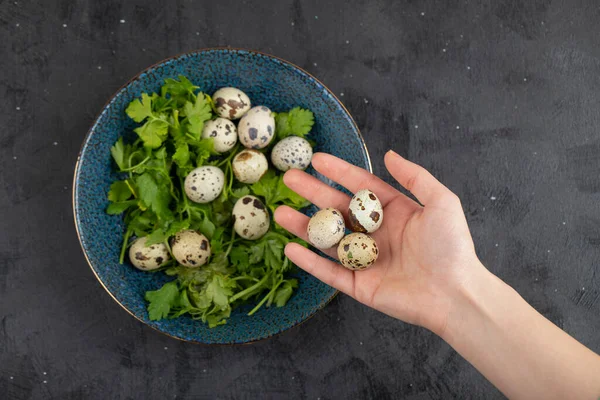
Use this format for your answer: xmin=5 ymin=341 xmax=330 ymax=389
xmin=274 ymin=151 xmax=479 ymax=335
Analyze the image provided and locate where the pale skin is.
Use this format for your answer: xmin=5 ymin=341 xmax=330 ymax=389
xmin=274 ymin=150 xmax=600 ymax=400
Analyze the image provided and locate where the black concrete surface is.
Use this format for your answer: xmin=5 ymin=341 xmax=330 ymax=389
xmin=1 ymin=0 xmax=599 ymax=398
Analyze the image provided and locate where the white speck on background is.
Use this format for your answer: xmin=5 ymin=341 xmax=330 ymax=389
xmin=203 ymin=369 xmax=207 ymax=372
xmin=456 ymin=125 xmax=460 ymax=129
xmin=16 ymin=106 xmax=20 ymax=110
xmin=346 ymin=40 xmax=350 ymax=44
xmin=490 ymin=196 xmax=497 ymax=200
xmin=460 ymin=34 xmax=464 ymax=38
xmin=421 ymin=12 xmax=425 ymax=16
xmin=547 ymin=250 xmax=551 ymax=253
xmin=483 ymin=207 xmax=485 ymax=211
xmin=64 ymin=186 xmax=68 ymax=190
xmin=110 ymin=31 xmax=114 ymax=35
xmin=43 ymin=372 xmax=47 ymax=375
xmin=43 ymin=380 xmax=47 ymax=384
xmin=164 ymin=346 xmax=168 ymax=350
xmin=10 ymin=376 xmax=13 ymax=380
xmin=196 ymin=32 xmax=199 ymax=35
xmin=349 ymin=74 xmax=353 ymax=78
xmin=364 ymin=98 xmax=369 ymax=104
xmin=120 ymin=19 xmax=126 ymax=23
xmin=53 ymin=141 xmax=58 ymax=146
xmin=541 ymin=21 xmax=545 ymax=25
xmin=291 ymin=21 xmax=295 ymax=26
xmin=313 ymin=62 xmax=317 ymax=66
xmin=442 ymin=48 xmax=446 ymax=52
xmin=68 ymin=83 xmax=72 ymax=86
xmin=495 ymin=243 xmax=498 ymax=247
xmin=414 ymin=125 xmax=419 ymax=129
xmin=582 ymin=287 xmax=585 ymax=291
xmin=291 ymin=376 xmax=295 ymax=380
xmin=467 ymin=66 xmax=471 ymax=70
xmin=62 ymin=24 xmax=67 ymax=28
xmin=97 ymin=65 xmax=102 ymax=70
xmin=340 ymin=92 xmax=344 ymax=97
xmin=359 ymin=341 xmax=363 ymax=345
xmin=555 ymin=289 xmax=557 ymax=292
xmin=562 ymin=221 xmax=566 ymax=225
xmin=514 ymin=105 xmax=518 ymax=109
xmin=314 ymin=15 xmax=318 ymax=19
xmin=533 ymin=151 xmax=537 ymax=155
xmin=16 ymin=23 xmax=20 ymax=27
xmin=523 ymin=77 xmax=527 ymax=82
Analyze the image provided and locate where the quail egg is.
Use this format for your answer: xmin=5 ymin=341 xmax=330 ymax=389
xmin=271 ymin=136 xmax=313 ymax=172
xmin=184 ymin=166 xmax=225 ymax=204
xmin=348 ymin=189 xmax=383 ymax=233
xmin=128 ymin=237 xmax=170 ymax=271
xmin=201 ymin=117 xmax=238 ymax=153
xmin=307 ymin=208 xmax=346 ymax=249
xmin=232 ymin=195 xmax=270 ymax=240
xmin=238 ymin=106 xmax=275 ymax=149
xmin=212 ymin=87 xmax=251 ymax=120
xmin=171 ymin=230 xmax=211 ymax=267
xmin=337 ymin=233 xmax=379 ymax=271
xmin=232 ymin=149 xmax=269 ymax=184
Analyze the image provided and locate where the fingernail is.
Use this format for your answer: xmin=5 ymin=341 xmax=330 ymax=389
xmin=387 ymin=149 xmax=400 ymax=157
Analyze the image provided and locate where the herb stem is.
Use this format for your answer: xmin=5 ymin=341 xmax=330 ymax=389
xmin=229 ymin=272 xmax=270 ymax=303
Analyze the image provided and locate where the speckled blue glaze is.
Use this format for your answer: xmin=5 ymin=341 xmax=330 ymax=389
xmin=73 ymin=49 xmax=371 ymax=344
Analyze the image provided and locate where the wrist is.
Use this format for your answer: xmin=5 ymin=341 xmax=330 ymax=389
xmin=439 ymin=259 xmax=511 ymax=343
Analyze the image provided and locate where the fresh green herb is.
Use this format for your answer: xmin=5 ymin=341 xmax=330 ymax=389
xmin=275 ymin=106 xmax=315 ymax=139
xmin=107 ymin=76 xmax=313 ymax=327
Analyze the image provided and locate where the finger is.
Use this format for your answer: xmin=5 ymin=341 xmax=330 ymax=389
xmin=283 ymin=169 xmax=351 ymax=212
xmin=274 ymin=206 xmax=338 ymax=259
xmin=311 ymin=152 xmax=400 ymax=206
xmin=384 ymin=150 xmax=452 ymax=206
xmin=285 ymin=242 xmax=356 ymax=298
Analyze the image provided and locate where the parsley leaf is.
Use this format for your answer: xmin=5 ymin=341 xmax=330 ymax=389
xmin=251 ymin=170 xmax=310 ymax=212
xmin=274 ymin=279 xmax=298 ymax=307
xmin=275 ymin=107 xmax=314 ymax=139
xmin=108 ymin=180 xmax=133 ymax=202
xmin=110 ymin=137 xmax=131 ymax=170
xmin=145 ymin=281 xmax=179 ymax=320
xmin=126 ymin=93 xmax=154 ymax=122
xmin=134 ymin=119 xmax=169 ymax=149
xmin=106 ymin=200 xmax=137 ymax=215
xmin=136 ymin=172 xmax=172 ymax=219
xmin=163 ymin=75 xmax=198 ymax=106
xmin=184 ymin=93 xmax=213 ymax=137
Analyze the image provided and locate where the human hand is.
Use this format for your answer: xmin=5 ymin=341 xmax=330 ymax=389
xmin=274 ymin=150 xmax=482 ymax=335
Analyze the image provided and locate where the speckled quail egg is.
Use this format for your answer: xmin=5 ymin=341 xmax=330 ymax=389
xmin=348 ymin=189 xmax=383 ymax=233
xmin=128 ymin=237 xmax=170 ymax=271
xmin=271 ymin=136 xmax=313 ymax=172
xmin=232 ymin=195 xmax=270 ymax=240
xmin=307 ymin=208 xmax=346 ymax=249
xmin=337 ymin=233 xmax=379 ymax=271
xmin=184 ymin=166 xmax=225 ymax=204
xmin=232 ymin=149 xmax=269 ymax=184
xmin=238 ymin=106 xmax=275 ymax=149
xmin=170 ymin=230 xmax=211 ymax=267
xmin=212 ymin=87 xmax=251 ymax=120
xmin=201 ymin=117 xmax=238 ymax=153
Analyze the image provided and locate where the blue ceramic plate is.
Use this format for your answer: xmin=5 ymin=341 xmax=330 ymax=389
xmin=73 ymin=48 xmax=371 ymax=344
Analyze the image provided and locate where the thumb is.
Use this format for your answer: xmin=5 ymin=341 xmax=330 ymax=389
xmin=384 ymin=150 xmax=453 ymax=206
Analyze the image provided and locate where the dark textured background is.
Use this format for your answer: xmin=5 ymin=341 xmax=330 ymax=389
xmin=2 ymin=0 xmax=600 ymax=398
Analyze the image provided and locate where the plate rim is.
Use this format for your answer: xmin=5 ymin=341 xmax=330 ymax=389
xmin=72 ymin=47 xmax=373 ymax=345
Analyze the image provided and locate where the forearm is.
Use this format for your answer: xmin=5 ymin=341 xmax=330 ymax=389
xmin=442 ymin=261 xmax=600 ymax=399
